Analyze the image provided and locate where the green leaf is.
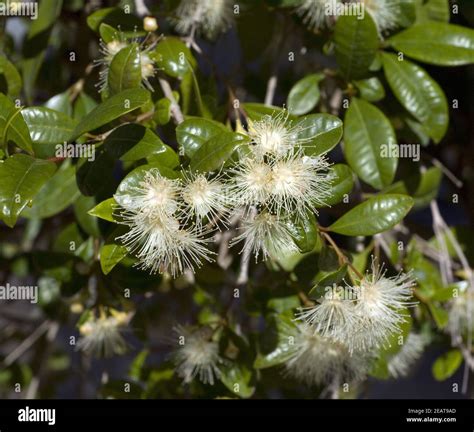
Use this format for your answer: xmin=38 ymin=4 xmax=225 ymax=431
xmin=432 ymin=350 xmax=463 ymax=381
xmin=219 ymin=362 xmax=255 ymax=398
xmin=104 ymin=123 xmax=178 ymax=167
xmin=21 ymin=107 xmax=78 ymax=154
xmin=100 ymin=230 xmax=128 ymax=275
xmin=190 ymin=132 xmax=248 ymax=172
xmin=22 ymin=160 xmax=80 ymax=219
xmin=428 ymin=303 xmax=449 ymax=329
xmin=0 ymin=93 xmax=33 ymax=154
xmin=389 ymin=23 xmax=474 ymax=66
xmin=86 ymin=7 xmax=142 ymax=33
xmin=309 ymin=265 xmax=348 ymax=297
xmin=334 ymin=14 xmax=379 ymax=80
xmin=153 ymin=37 xmax=196 ymax=79
xmin=176 ymin=117 xmax=228 ymax=158
xmin=322 ymin=164 xmax=354 ymax=207
xmin=416 ymin=0 xmax=450 ymax=23
xmin=353 ymin=77 xmax=385 ymax=102
xmin=154 ymin=98 xmax=172 ymax=125
xmin=287 ymin=73 xmax=323 ymax=115
xmin=243 ymin=103 xmax=291 ymax=121
xmin=74 ymin=195 xmax=100 ymax=237
xmin=381 ymin=53 xmax=448 ymax=143
xmin=286 ymin=212 xmax=318 ymax=253
xmin=344 ymin=98 xmax=397 ymax=189
xmin=76 ymin=149 xmax=115 ymax=196
xmin=108 ymin=43 xmax=142 ymax=95
xmin=0 ymin=56 xmax=22 ymax=98
xmin=73 ymin=92 xmax=98 ymax=120
xmin=70 ymin=88 xmax=151 ymax=140
xmin=328 ymin=194 xmax=414 ymax=236
xmin=383 ymin=166 xmax=442 ymax=209
xmin=99 ymin=23 xmax=118 ymax=43
xmin=0 ymin=154 xmax=56 ymax=227
xmin=88 ymin=198 xmax=117 ymax=222
xmin=44 ymin=91 xmax=73 ymax=116
xmin=294 ymin=114 xmax=343 ymax=156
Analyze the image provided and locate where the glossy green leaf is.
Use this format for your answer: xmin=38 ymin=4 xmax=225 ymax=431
xmin=389 ymin=23 xmax=474 ymax=66
xmin=416 ymin=0 xmax=450 ymax=23
xmin=176 ymin=117 xmax=228 ymax=157
xmin=104 ymin=123 xmax=178 ymax=167
xmin=354 ymin=77 xmax=386 ymax=102
xmin=70 ymin=88 xmax=150 ymax=140
xmin=309 ymin=265 xmax=348 ymax=297
xmin=99 ymin=23 xmax=118 ymax=43
xmin=154 ymin=98 xmax=172 ymax=125
xmin=0 ymin=93 xmax=33 ymax=154
xmin=75 ymin=149 xmax=115 ymax=196
xmin=344 ymin=98 xmax=397 ymax=189
xmin=432 ymin=349 xmax=463 ymax=381
xmin=287 ymin=73 xmax=323 ymax=115
xmin=0 ymin=154 xmax=56 ymax=227
xmin=108 ymin=44 xmax=142 ymax=95
xmin=190 ymin=132 xmax=249 ymax=172
xmin=88 ymin=198 xmax=118 ymax=222
xmin=74 ymin=195 xmax=100 ymax=237
xmin=22 ymin=161 xmax=80 ymax=219
xmin=0 ymin=56 xmax=22 ymax=98
xmin=328 ymin=194 xmax=414 ymax=236
xmin=322 ymin=164 xmax=354 ymax=207
xmin=286 ymin=212 xmax=318 ymax=253
xmin=334 ymin=14 xmax=379 ymax=80
xmin=73 ymin=92 xmax=98 ymax=120
xmin=86 ymin=7 xmax=142 ymax=33
xmin=153 ymin=37 xmax=196 ymax=78
xmin=45 ymin=91 xmax=73 ymax=116
xmin=294 ymin=114 xmax=343 ymax=156
xmin=381 ymin=53 xmax=448 ymax=143
xmin=219 ymin=362 xmax=255 ymax=399
xmin=242 ymin=103 xmax=290 ymax=121
xmin=100 ymin=231 xmax=128 ymax=275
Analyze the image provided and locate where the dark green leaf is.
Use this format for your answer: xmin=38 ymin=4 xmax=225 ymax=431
xmin=322 ymin=164 xmax=354 ymax=207
xmin=354 ymin=77 xmax=386 ymax=102
xmin=432 ymin=350 xmax=463 ymax=381
xmin=153 ymin=37 xmax=196 ymax=78
xmin=295 ymin=114 xmax=343 ymax=156
xmin=0 ymin=93 xmax=33 ymax=154
xmin=287 ymin=73 xmax=323 ymax=115
xmin=108 ymin=44 xmax=142 ymax=95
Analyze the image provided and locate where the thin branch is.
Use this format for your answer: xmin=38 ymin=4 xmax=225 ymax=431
xmin=158 ymin=77 xmax=184 ymax=124
xmin=134 ymin=0 xmax=150 ymax=17
xmin=264 ymin=75 xmax=278 ymax=106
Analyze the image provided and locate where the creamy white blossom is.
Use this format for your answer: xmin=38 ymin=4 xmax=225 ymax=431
xmin=447 ymin=288 xmax=474 ymax=339
xmin=77 ymin=309 xmax=130 ymax=357
xmin=284 ymin=323 xmax=368 ymax=386
xmin=173 ymin=325 xmax=222 ymax=385
xmin=230 ymin=210 xmax=298 ymax=261
xmin=355 ymin=0 xmax=400 ymax=34
xmin=388 ymin=333 xmax=426 ymax=378
xmin=172 ymin=0 xmax=235 ymax=39
xmin=297 ymin=0 xmax=341 ymax=31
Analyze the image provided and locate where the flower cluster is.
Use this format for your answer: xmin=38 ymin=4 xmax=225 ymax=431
xmin=229 ymin=111 xmax=333 ymax=261
xmin=289 ymin=258 xmax=417 ymax=385
xmin=116 ymin=169 xmax=228 ymax=277
xmin=77 ymin=309 xmax=131 ymax=357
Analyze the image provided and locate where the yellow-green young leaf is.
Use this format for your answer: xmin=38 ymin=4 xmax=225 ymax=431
xmin=432 ymin=349 xmax=463 ymax=381
xmin=153 ymin=37 xmax=196 ymax=78
xmin=190 ymin=132 xmax=249 ymax=172
xmin=389 ymin=23 xmax=474 ymax=66
xmin=88 ymin=198 xmax=118 ymax=222
xmin=428 ymin=303 xmax=449 ymax=329
xmin=416 ymin=0 xmax=450 ymax=23
xmin=294 ymin=114 xmax=343 ymax=156
xmin=0 ymin=93 xmax=33 ymax=154
xmin=383 ymin=166 xmax=442 ymax=209
xmin=108 ymin=44 xmax=142 ymax=95
xmin=321 ymin=164 xmax=354 ymax=207
xmin=287 ymin=73 xmax=323 ymax=115
xmin=381 ymin=53 xmax=448 ymax=143
xmin=0 ymin=56 xmax=22 ymax=98
xmin=353 ymin=77 xmax=385 ymax=102
xmin=154 ymin=98 xmax=172 ymax=125
xmin=242 ymin=103 xmax=292 ymax=121
xmin=328 ymin=194 xmax=414 ymax=236
xmin=176 ymin=117 xmax=228 ymax=157
xmin=22 ymin=160 xmax=80 ymax=219
xmin=99 ymin=23 xmax=118 ymax=43
xmin=104 ymin=124 xmax=179 ymax=167
xmin=100 ymin=229 xmax=128 ymax=275
xmin=334 ymin=14 xmax=379 ymax=80
xmin=70 ymin=88 xmax=151 ymax=140
xmin=0 ymin=154 xmax=56 ymax=227
xmin=344 ymin=98 xmax=397 ymax=189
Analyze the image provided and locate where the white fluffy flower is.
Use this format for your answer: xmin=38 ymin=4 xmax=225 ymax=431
xmin=350 ymin=260 xmax=416 ymax=351
xmin=284 ymin=323 xmax=368 ymax=386
xmin=268 ymin=153 xmax=332 ymax=218
xmin=388 ymin=333 xmax=426 ymax=378
xmin=297 ymin=0 xmax=341 ymax=31
xmin=181 ymin=170 xmax=228 ymax=226
xmin=447 ymin=289 xmax=474 ymax=339
xmin=355 ymin=0 xmax=400 ymax=34
xmin=77 ymin=309 xmax=130 ymax=357
xmin=248 ymin=111 xmax=300 ymax=159
xmin=173 ymin=325 xmax=222 ymax=385
xmin=172 ymin=0 xmax=235 ymax=39
xmin=230 ymin=210 xmax=298 ymax=261
xmin=115 ymin=170 xmax=214 ymax=277
xmin=295 ymin=286 xmax=359 ymax=341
